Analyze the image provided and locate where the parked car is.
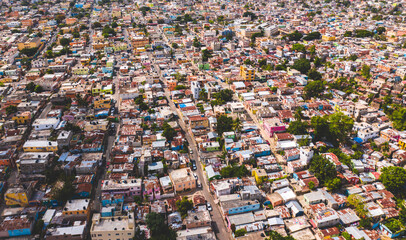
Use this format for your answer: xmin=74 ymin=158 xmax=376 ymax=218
xmin=207 ymin=203 xmax=212 ymax=211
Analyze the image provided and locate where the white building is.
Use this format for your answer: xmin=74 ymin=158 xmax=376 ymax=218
xmin=32 ymin=118 xmax=60 ymax=131
xmin=191 ymin=81 xmax=200 ymax=100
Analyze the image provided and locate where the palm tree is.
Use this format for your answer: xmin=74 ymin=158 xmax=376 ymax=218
xmin=233 ymin=117 xmax=242 ymax=133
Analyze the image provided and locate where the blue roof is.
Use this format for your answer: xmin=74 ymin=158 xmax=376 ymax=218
xmin=58 ymin=152 xmax=69 ymax=162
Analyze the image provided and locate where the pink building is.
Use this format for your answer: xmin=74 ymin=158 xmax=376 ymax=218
xmin=143 ymin=179 xmax=161 ymax=201
xmin=263 ymin=118 xmax=286 ymax=137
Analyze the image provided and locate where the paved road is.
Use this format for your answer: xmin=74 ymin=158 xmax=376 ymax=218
xmin=92 ymin=135 xmax=115 ymax=211
xmin=162 ymin=80 xmax=231 ymax=240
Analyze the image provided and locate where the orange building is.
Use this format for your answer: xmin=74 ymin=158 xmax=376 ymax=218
xmin=66 ymin=18 xmax=78 ymax=25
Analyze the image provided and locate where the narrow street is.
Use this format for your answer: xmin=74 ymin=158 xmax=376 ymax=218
xmin=163 ymin=85 xmax=231 ymax=240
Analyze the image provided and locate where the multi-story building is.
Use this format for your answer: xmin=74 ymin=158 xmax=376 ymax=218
xmin=169 ymin=168 xmax=196 ymax=193
xmin=101 ymin=178 xmax=142 ymax=198
xmin=90 ymin=213 xmax=135 ymax=240
xmin=23 ymin=140 xmax=58 ymax=152
xmin=240 ymin=65 xmax=255 ymax=81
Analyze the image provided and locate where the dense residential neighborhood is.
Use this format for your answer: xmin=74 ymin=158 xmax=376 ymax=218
xmin=0 ymin=0 xmax=405 ymax=239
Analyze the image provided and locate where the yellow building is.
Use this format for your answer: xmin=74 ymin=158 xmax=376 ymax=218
xmin=399 ymin=139 xmax=406 ymax=150
xmin=23 ymin=140 xmax=58 ymax=152
xmin=4 ymin=182 xmax=35 ymax=206
xmin=12 ymin=111 xmax=31 ymax=124
xmin=62 ymin=199 xmax=91 ymax=218
xmin=94 ymin=96 xmax=111 ymax=109
xmin=240 ymin=65 xmax=256 ymax=81
xmin=252 ymin=168 xmax=268 ymax=184
xmin=322 ymin=35 xmax=336 ymax=41
xmin=17 ymin=37 xmax=42 ymax=50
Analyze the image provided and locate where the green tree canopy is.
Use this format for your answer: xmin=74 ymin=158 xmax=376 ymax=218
xmin=146 ymin=212 xmax=177 ymax=240
xmin=307 ymin=68 xmax=322 ymax=80
xmin=380 ymin=166 xmax=406 ymax=195
xmin=220 ymin=165 xmax=249 ymax=178
xmin=390 ymin=108 xmax=406 ymax=130
xmin=286 ymin=30 xmax=303 ymax=41
xmin=292 ymin=58 xmax=310 ymax=74
xmin=304 ymin=80 xmax=324 ymax=99
xmin=311 ymin=112 xmax=354 ymax=145
xmin=292 ymin=43 xmax=306 ymax=53
xmin=303 ymin=31 xmax=321 ymax=40
xmin=60 ymin=38 xmax=70 ymax=46
xmin=162 ymin=122 xmax=177 ymax=142
xmin=6 ymin=105 xmax=17 ymax=115
xmin=216 ymin=115 xmax=233 ymax=135
xmin=175 ymin=197 xmax=194 ymax=218
xmin=309 ymin=154 xmax=337 ymax=185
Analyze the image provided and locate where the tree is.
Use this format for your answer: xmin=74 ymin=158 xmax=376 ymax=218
xmin=233 ymin=117 xmax=242 ymax=133
xmin=60 ymin=38 xmax=70 ymax=47
xmin=162 ymin=122 xmax=176 ymax=142
xmin=304 ymin=80 xmax=324 ymax=99
xmin=292 ymin=58 xmax=311 ymax=74
xmin=220 ymin=165 xmax=249 ymax=178
xmin=311 ymin=112 xmax=353 ymax=145
xmin=192 ymin=37 xmax=201 ymax=48
xmin=235 ymin=229 xmax=247 ymax=237
xmin=20 ymin=47 xmax=38 ymax=57
xmin=390 ymin=108 xmax=406 ymax=130
xmin=6 ymin=105 xmax=17 ymax=115
xmin=26 ymin=82 xmax=36 ymax=92
xmin=380 ymin=166 xmax=406 ymax=196
xmin=347 ymin=194 xmax=367 ymax=217
xmin=171 ymin=43 xmax=179 ymax=49
xmin=349 ymin=54 xmax=358 ymax=61
xmin=175 ymin=197 xmax=193 ymax=218
xmin=292 ymin=43 xmax=306 ymax=53
xmin=287 ymin=120 xmax=309 ymax=135
xmin=361 ymin=64 xmax=371 ymax=78
xmin=217 ymin=115 xmax=233 ymax=135
xmin=309 ymin=154 xmax=337 ymax=185
xmin=243 ymin=11 xmax=257 ymax=20
xmin=213 ymin=89 xmax=233 ymax=103
xmin=344 ymin=31 xmax=352 ymax=37
xmin=376 ymin=26 xmax=386 ymax=34
xmin=34 ymin=85 xmax=43 ymax=93
xmin=328 ymin=112 xmax=354 ymax=143
xmin=325 ymin=177 xmax=342 ymax=191
xmin=308 ymin=69 xmax=322 ymax=80
xmin=92 ymin=22 xmax=102 ymax=29
xmin=308 ymin=181 xmax=315 ymax=190
xmin=146 ymin=212 xmax=177 ymax=240
xmin=303 ymin=31 xmax=321 ymax=40
xmin=314 ymin=56 xmax=322 ymax=67
xmin=133 ymin=226 xmax=147 ymax=240
xmin=202 ymin=49 xmax=213 ymax=62
xmin=54 ymin=178 xmax=75 ymax=203
xmin=286 ymin=30 xmax=303 ymax=41
xmin=111 ymin=21 xmax=118 ymax=28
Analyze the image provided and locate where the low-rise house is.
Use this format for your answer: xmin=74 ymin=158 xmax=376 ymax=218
xmin=221 ymin=199 xmax=260 ymax=216
xmin=184 ymin=210 xmax=211 ymax=229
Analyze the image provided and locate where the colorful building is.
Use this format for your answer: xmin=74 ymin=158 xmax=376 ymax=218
xmin=240 ymin=65 xmax=255 ymax=81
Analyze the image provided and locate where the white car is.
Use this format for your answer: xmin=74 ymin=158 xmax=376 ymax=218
xmin=193 ymin=173 xmax=198 ymax=179
xmin=207 ymin=203 xmax=212 ymax=211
